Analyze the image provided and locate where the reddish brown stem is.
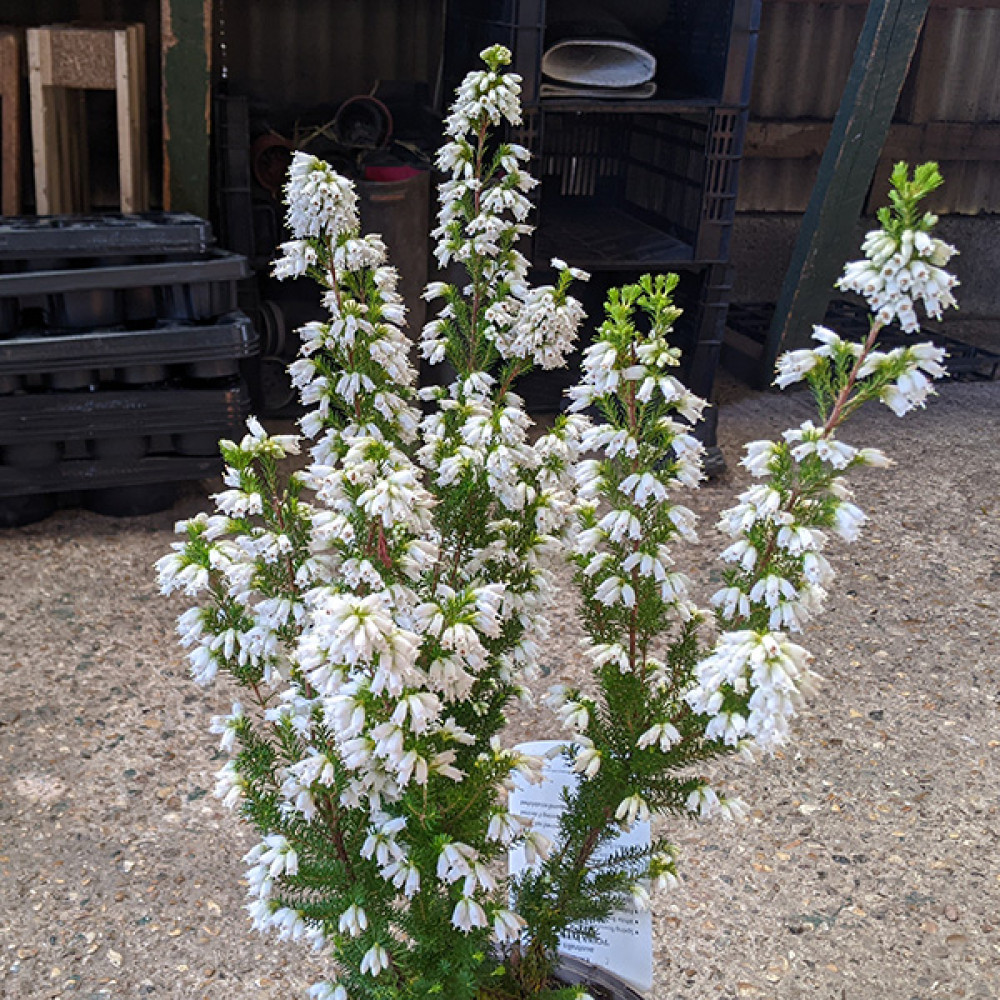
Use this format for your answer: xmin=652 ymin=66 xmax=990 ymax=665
xmin=376 ymin=523 xmax=392 ymax=569
xmin=467 ymin=119 xmax=489 ymax=373
xmin=317 ymin=794 xmax=354 ymax=879
xmin=822 ymin=319 xmax=884 ymax=435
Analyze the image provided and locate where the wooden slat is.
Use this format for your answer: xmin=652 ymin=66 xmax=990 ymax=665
xmin=53 ymin=87 xmax=88 ymax=213
xmin=0 ymin=30 xmax=20 ymax=216
xmin=134 ymin=24 xmax=149 ymax=211
xmin=114 ymin=24 xmax=149 ymax=213
xmin=27 ymin=28 xmax=56 ymax=215
xmin=745 ymin=119 xmax=1000 ymax=160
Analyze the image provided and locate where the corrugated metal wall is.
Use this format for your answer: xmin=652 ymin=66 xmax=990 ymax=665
xmin=216 ymin=0 xmax=444 ymax=114
xmin=4 ymin=1 xmax=996 ymax=214
xmin=739 ymin=0 xmax=1000 ymax=213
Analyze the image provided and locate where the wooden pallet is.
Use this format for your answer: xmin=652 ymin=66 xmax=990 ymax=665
xmin=27 ymin=23 xmax=148 ymax=215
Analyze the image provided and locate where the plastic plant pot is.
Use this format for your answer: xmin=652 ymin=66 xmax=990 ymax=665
xmin=47 ymin=289 xmax=124 ymax=330
xmin=184 ymin=358 xmax=240 ymax=381
xmin=82 ymin=481 xmax=179 ymax=517
xmin=174 ymin=431 xmax=224 ymax=456
xmin=2 ymin=440 xmax=61 ymax=468
xmin=92 ymin=435 xmax=149 ymax=462
xmin=113 ymin=364 xmax=169 ymax=385
xmin=47 ymin=369 xmax=97 ymax=391
xmin=0 ymin=492 xmax=56 ymax=529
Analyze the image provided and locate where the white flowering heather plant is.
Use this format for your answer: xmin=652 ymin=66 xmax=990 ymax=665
xmin=157 ymin=42 xmax=956 ymax=1000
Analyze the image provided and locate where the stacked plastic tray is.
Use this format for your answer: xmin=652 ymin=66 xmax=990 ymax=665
xmin=0 ymin=213 xmax=256 ymax=526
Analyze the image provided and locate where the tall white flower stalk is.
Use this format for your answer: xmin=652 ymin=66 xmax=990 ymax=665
xmin=509 ymin=275 xmax=718 ymax=993
xmin=159 ymin=37 xmax=956 ymax=1000
xmin=688 ymin=162 xmax=955 ymax=749
xmin=418 ymin=44 xmax=588 ymax=644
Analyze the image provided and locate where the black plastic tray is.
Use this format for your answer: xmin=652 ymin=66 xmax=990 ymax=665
xmin=0 ymin=249 xmax=249 ymax=296
xmin=0 ymin=385 xmax=248 ymax=445
xmin=0 ymin=454 xmax=228 ymax=499
xmin=0 ymin=250 xmax=251 ymax=333
xmin=0 ymin=313 xmax=258 ymax=385
xmin=0 ymin=213 xmax=214 ymax=261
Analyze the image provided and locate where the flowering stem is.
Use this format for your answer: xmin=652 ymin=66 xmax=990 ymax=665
xmin=573 ymin=805 xmax=614 ymax=872
xmin=467 ymin=118 xmax=489 ymax=372
xmin=317 ymin=794 xmax=355 ymax=881
xmin=822 ymin=319 xmax=885 ymax=434
xmin=376 ymin=524 xmax=392 ymax=569
xmin=498 ymin=359 xmax=527 ymax=399
xmin=728 ymin=317 xmax=889 ymax=622
xmin=326 ymin=238 xmax=343 ymax=313
xmin=249 ymin=679 xmax=271 ymax=711
xmin=260 ymin=463 xmax=303 ymax=601
xmin=447 ymin=520 xmax=471 ymax=588
xmin=626 ymin=342 xmax=641 ymax=672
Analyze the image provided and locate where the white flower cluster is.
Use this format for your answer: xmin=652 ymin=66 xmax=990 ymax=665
xmin=568 ymin=312 xmax=705 ymax=624
xmin=568 ymin=320 xmax=705 ymax=427
xmin=559 ymin=278 xmax=728 ymax=847
xmin=858 ymin=341 xmax=948 ymax=417
xmin=282 ymin=151 xmax=359 ymax=241
xmin=445 ymin=57 xmax=523 ymax=135
xmin=775 ymin=325 xmax=949 ymax=418
xmin=689 ymin=195 xmax=955 ymax=752
xmin=774 ymin=326 xmax=860 ymax=390
xmin=412 ymin=50 xmax=589 ymax=687
xmin=160 ymin=47 xmax=958 ymax=995
xmin=486 ymin=260 xmax=588 ymax=370
xmin=429 ymin=55 xmax=532 ymax=278
xmin=684 ymin=416 xmax=885 ymax=748
xmin=424 ymin=49 xmax=584 ymax=374
xmin=161 ymin=423 xmax=558 ymax=961
xmin=838 ymin=227 xmax=958 ymax=333
xmin=687 ymin=628 xmax=819 ymax=750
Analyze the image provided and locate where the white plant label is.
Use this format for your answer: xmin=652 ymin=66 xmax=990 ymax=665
xmin=508 ymin=740 xmax=653 ymax=995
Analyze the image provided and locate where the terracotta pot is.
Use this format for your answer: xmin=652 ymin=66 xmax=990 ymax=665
xmin=333 ymin=95 xmax=393 ymax=150
xmin=251 ymin=132 xmax=297 ymax=199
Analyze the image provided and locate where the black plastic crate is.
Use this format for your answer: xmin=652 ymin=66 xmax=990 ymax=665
xmin=0 ymin=213 xmax=213 ymax=262
xmin=0 ymin=250 xmax=250 ymax=334
xmin=444 ymin=0 xmax=759 ymax=110
xmin=0 ymin=384 xmax=248 ymax=447
xmin=442 ymin=0 xmax=547 ymax=108
xmin=0 ymin=454 xmax=228 ymax=506
xmin=532 ymin=108 xmax=745 ymax=268
xmin=513 ymin=265 xmax=730 ymax=408
xmin=0 ymin=313 xmax=258 ymax=394
xmin=214 ymin=94 xmax=257 ymax=261
xmin=651 ymin=0 xmax=759 ymax=106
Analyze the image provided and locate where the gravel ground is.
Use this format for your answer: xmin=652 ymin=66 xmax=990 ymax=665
xmin=1 ymin=376 xmax=998 ymax=1000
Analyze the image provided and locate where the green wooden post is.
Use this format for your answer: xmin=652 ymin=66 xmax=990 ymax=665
xmin=161 ymin=0 xmax=212 ymax=217
xmin=762 ymin=0 xmax=929 ymax=378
